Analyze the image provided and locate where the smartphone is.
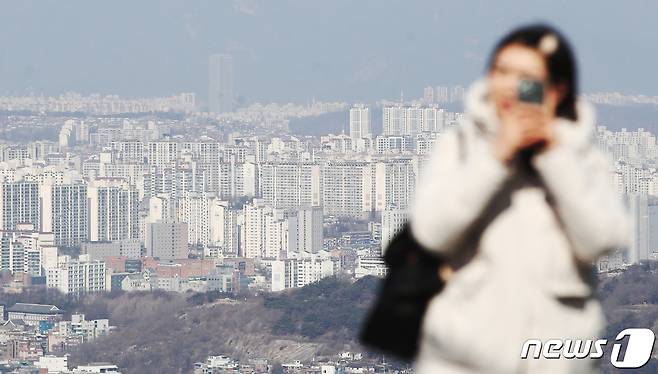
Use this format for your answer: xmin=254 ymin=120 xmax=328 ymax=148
xmin=518 ymin=79 xmax=544 ymax=104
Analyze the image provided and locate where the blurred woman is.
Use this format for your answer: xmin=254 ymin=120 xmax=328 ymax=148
xmin=410 ymin=23 xmax=630 ymax=373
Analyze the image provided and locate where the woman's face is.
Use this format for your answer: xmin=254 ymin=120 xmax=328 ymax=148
xmin=488 ymin=44 xmax=562 ymax=118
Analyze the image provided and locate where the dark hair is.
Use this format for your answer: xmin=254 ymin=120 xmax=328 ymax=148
xmin=486 ymin=23 xmax=578 ymax=121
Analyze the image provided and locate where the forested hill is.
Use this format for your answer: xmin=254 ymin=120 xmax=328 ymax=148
xmin=64 ymin=276 xmax=381 ymax=373
xmin=6 ymin=263 xmax=658 ymax=373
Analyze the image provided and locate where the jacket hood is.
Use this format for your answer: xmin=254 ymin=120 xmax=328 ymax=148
xmin=463 ymin=77 xmax=597 ymax=149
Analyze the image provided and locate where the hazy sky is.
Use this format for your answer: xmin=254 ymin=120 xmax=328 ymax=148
xmin=1 ymin=0 xmax=657 ymax=103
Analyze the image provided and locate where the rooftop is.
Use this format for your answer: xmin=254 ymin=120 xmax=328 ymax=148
xmin=7 ymin=303 xmax=64 ymax=315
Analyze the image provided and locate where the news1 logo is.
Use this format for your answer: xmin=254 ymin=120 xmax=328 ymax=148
xmin=521 ymin=328 xmax=656 ymax=368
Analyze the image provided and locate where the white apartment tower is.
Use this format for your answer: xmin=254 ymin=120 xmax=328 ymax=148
xmin=271 ymin=256 xmax=336 ymax=290
xmin=349 ymin=104 xmax=372 ymax=140
xmin=41 ymin=183 xmax=89 ymax=246
xmin=0 ymin=224 xmax=56 ymax=276
xmin=46 ymin=255 xmax=107 ymax=294
xmin=381 ymin=209 xmax=408 ymax=255
xmin=242 ymin=199 xmax=270 ymax=259
xmin=322 ymin=161 xmax=373 ymax=219
xmin=176 ymin=192 xmax=224 ymax=245
xmin=296 ymin=206 xmax=323 ymax=254
xmin=0 ymin=181 xmax=40 ymax=230
xmin=264 ymin=210 xmax=296 ymax=259
xmin=258 ymin=163 xmax=322 ymax=209
xmin=383 ymin=105 xmax=444 ymax=136
xmin=88 ymin=181 xmax=140 ymax=242
xmin=210 ymin=201 xmax=242 ymax=256
xmin=374 ymin=158 xmax=417 ymax=212
xmin=241 ymin=199 xmax=298 ymax=259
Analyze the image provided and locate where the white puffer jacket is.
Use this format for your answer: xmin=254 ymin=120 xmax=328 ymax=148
xmin=410 ymin=77 xmax=631 ymax=373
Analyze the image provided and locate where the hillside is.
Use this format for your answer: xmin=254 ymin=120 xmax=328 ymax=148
xmin=7 ymin=263 xmax=658 ymax=373
xmin=62 ymin=276 xmax=381 ymax=373
xmin=64 ymin=263 xmax=658 ymax=373
xmin=596 ymin=262 xmax=658 ymax=373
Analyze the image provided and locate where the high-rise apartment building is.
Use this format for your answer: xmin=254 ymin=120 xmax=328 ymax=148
xmin=0 ymin=181 xmax=40 ymax=230
xmin=88 ymin=181 xmax=140 ymax=242
xmin=296 ymin=206 xmax=323 ymax=254
xmin=381 ymin=209 xmax=407 ymax=255
xmin=322 ymin=161 xmax=373 ymax=219
xmin=383 ymin=105 xmax=444 ymax=136
xmin=41 ymin=183 xmax=88 ymax=246
xmin=349 ymin=104 xmax=371 ymax=140
xmin=258 ymin=162 xmax=322 ymax=209
xmin=46 ymin=255 xmax=107 ymax=294
xmin=176 ymin=192 xmax=224 ymax=245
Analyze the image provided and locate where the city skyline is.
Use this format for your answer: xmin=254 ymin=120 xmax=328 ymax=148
xmin=1 ymin=2 xmax=658 ymax=373
xmin=2 ymin=1 xmax=658 ymax=103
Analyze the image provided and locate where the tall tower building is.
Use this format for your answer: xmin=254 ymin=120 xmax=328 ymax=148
xmin=176 ymin=192 xmax=224 ymax=245
xmin=423 ymin=87 xmax=435 ymax=103
xmin=435 ymin=86 xmax=449 ymax=103
xmin=296 ymin=206 xmax=323 ymax=254
xmin=0 ymin=181 xmax=40 ymax=231
xmin=215 ymin=202 xmax=242 ymax=256
xmin=628 ymin=192 xmax=649 ymax=264
xmin=382 ymin=105 xmax=406 ymax=136
xmin=374 ymin=158 xmax=417 ymax=212
xmin=349 ymin=104 xmax=371 ymax=140
xmin=242 ymin=199 xmax=270 ymax=259
xmin=208 ymin=54 xmax=234 ymax=114
xmin=88 ymin=181 xmax=140 ymax=242
xmin=381 ymin=209 xmax=407 ymax=255
xmin=41 ymin=183 xmax=89 ymax=246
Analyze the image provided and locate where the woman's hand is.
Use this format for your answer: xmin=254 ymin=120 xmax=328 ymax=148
xmin=492 ymin=102 xmax=558 ymax=163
